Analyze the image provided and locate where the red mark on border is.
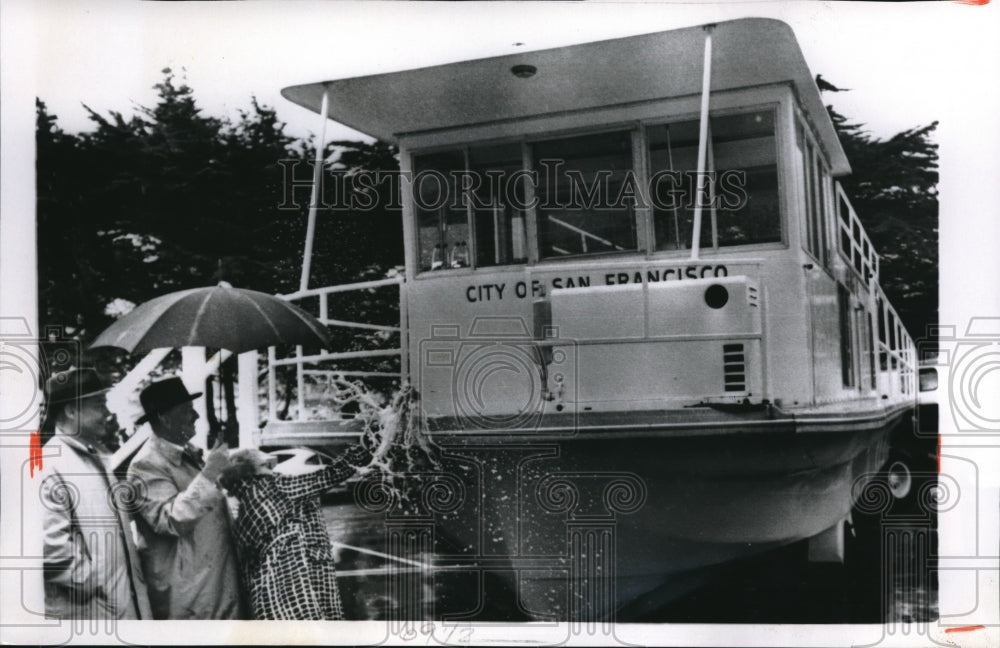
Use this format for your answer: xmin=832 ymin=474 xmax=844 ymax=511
xmin=945 ymin=625 xmax=986 ymax=633
xmin=956 ymin=0 xmax=990 ymax=5
xmin=29 ymin=430 xmax=43 ymax=477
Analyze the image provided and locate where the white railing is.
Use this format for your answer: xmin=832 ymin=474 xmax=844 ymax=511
xmin=266 ymin=277 xmax=407 ymax=423
xmin=873 ymin=283 xmax=917 ymax=403
xmin=835 ymin=183 xmax=880 ymax=285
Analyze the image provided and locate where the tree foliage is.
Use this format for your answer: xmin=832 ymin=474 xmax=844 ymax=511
xmin=37 ymin=69 xmax=937 ymax=357
xmin=827 ymin=104 xmax=939 ymax=341
xmin=37 ymin=70 xmax=402 ymax=348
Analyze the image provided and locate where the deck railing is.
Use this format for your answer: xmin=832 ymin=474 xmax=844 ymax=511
xmin=266 ymin=276 xmax=407 ymax=425
xmin=835 ymin=184 xmax=880 ymax=285
xmin=873 ymin=283 xmax=917 ymax=403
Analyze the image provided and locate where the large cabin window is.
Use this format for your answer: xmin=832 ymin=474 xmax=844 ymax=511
xmin=533 ymin=130 xmax=637 ymax=258
xmin=796 ymin=120 xmax=829 ymax=264
xmin=469 ymin=143 xmax=528 ymax=267
xmin=648 ymin=109 xmax=780 ymax=251
xmin=414 ymin=151 xmax=469 ymax=271
xmin=414 ymin=144 xmax=528 ymax=271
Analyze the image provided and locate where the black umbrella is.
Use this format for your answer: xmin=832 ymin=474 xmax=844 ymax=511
xmin=90 ymin=281 xmax=331 ymax=354
xmin=92 ymin=282 xmax=332 ymax=450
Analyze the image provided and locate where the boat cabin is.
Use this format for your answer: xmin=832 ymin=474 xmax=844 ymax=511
xmin=273 ymin=17 xmax=916 ymax=439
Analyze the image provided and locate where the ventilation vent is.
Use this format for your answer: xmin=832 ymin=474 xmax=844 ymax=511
xmin=747 ymin=284 xmax=759 ymax=308
xmin=723 ymin=343 xmax=746 ymax=393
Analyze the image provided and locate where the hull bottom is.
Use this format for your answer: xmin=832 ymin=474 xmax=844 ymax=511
xmin=402 ymin=413 xmax=905 ymax=620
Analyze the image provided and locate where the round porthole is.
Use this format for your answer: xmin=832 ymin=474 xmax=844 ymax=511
xmin=704 ymin=284 xmax=729 ymax=309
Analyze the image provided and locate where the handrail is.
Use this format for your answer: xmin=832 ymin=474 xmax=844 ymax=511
xmin=263 ymin=277 xmax=407 ymax=425
xmin=321 ymin=318 xmax=400 ymax=333
xmin=273 ymin=348 xmax=401 ymax=366
xmin=281 ymin=276 xmax=403 ymax=301
xmin=834 ymin=182 xmax=879 ymax=285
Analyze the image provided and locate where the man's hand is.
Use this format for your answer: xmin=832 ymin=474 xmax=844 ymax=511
xmin=201 ymin=439 xmax=230 ymax=482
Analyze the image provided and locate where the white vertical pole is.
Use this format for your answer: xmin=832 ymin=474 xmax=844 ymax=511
xmin=267 ymin=346 xmax=278 ymax=421
xmin=690 ymin=25 xmax=714 ymax=260
xmin=300 ymin=88 xmax=330 ymax=292
xmin=181 ymin=347 xmax=209 ymax=448
xmin=237 ymin=351 xmax=259 ymax=448
xmin=398 ymin=279 xmax=409 ymax=384
xmin=296 ymin=345 xmax=305 ymax=421
xmin=707 ymin=122 xmax=718 ymax=250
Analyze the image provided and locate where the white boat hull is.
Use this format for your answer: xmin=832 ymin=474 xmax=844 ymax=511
xmin=417 ymin=405 xmax=907 ymax=620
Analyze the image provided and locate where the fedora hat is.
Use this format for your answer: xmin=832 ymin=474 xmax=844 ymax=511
xmin=42 ymin=367 xmax=111 ymax=431
xmin=45 ymin=367 xmax=111 ymax=406
xmin=136 ymin=377 xmax=202 ymax=425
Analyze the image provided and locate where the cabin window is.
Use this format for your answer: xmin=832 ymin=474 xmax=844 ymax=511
xmin=533 ymin=130 xmax=637 ymax=258
xmin=796 ymin=121 xmax=828 ymax=264
xmin=414 ymin=150 xmax=470 ymax=271
xmin=468 ymin=143 xmax=528 ymax=267
xmin=413 ymin=144 xmax=528 ymax=271
xmin=838 ymin=284 xmax=855 ymax=388
xmin=648 ymin=109 xmax=780 ymax=251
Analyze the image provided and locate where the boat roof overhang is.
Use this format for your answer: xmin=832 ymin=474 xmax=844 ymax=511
xmin=282 ymin=17 xmax=850 ymax=176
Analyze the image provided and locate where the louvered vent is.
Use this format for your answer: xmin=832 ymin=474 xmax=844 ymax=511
xmin=723 ymin=343 xmax=747 ymax=392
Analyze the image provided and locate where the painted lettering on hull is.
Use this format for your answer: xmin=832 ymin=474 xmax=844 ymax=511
xmin=465 ymin=266 xmax=729 ymax=300
xmin=605 ymin=265 xmax=728 ymax=284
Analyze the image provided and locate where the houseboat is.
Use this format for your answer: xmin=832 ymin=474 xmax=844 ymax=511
xmin=267 ymin=18 xmax=918 ymax=620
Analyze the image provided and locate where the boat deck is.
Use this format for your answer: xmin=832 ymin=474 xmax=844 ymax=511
xmin=258 ymin=399 xmax=914 ymax=446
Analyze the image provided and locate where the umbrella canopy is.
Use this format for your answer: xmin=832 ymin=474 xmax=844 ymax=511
xmin=90 ymin=282 xmax=332 ymax=354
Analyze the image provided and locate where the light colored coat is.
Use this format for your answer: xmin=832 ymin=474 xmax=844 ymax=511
xmin=40 ymin=433 xmax=152 ymax=620
xmin=127 ymin=436 xmax=245 ymax=620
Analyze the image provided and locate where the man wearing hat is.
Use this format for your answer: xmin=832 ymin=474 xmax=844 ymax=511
xmin=39 ymin=367 xmax=152 ymax=620
xmin=126 ymin=377 xmax=246 ymax=619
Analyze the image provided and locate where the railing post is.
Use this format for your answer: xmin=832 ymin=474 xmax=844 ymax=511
xmin=398 ymin=280 xmax=409 ymax=384
xmin=267 ymin=346 xmax=278 ymax=421
xmin=237 ymin=351 xmax=259 ymax=448
xmin=296 ymin=344 xmax=305 ymax=421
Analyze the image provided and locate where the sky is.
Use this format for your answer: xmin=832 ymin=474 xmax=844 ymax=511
xmin=24 ymin=1 xmax=997 ymax=144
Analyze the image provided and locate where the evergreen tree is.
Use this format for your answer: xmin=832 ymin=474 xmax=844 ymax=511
xmin=37 ymin=70 xmax=314 ymax=341
xmin=38 ymin=69 xmax=937 ymax=358
xmin=826 ymin=103 xmax=939 ymax=341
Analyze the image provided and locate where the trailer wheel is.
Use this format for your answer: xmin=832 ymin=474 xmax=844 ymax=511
xmin=886 ymin=459 xmax=913 ymax=500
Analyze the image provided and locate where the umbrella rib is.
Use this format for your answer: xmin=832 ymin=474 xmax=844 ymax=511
xmin=237 ymin=290 xmax=285 ymax=342
xmin=241 ymin=290 xmax=329 ymax=348
xmin=282 ymin=299 xmax=330 ymax=342
xmin=189 ymin=290 xmax=216 ymax=348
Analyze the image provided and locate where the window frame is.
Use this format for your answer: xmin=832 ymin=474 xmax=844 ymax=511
xmin=643 ymin=103 xmax=786 ymax=257
xmin=402 ymin=89 xmax=795 ymax=278
xmin=530 ymin=127 xmax=641 ymax=261
xmin=795 ymin=115 xmax=832 ymax=267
